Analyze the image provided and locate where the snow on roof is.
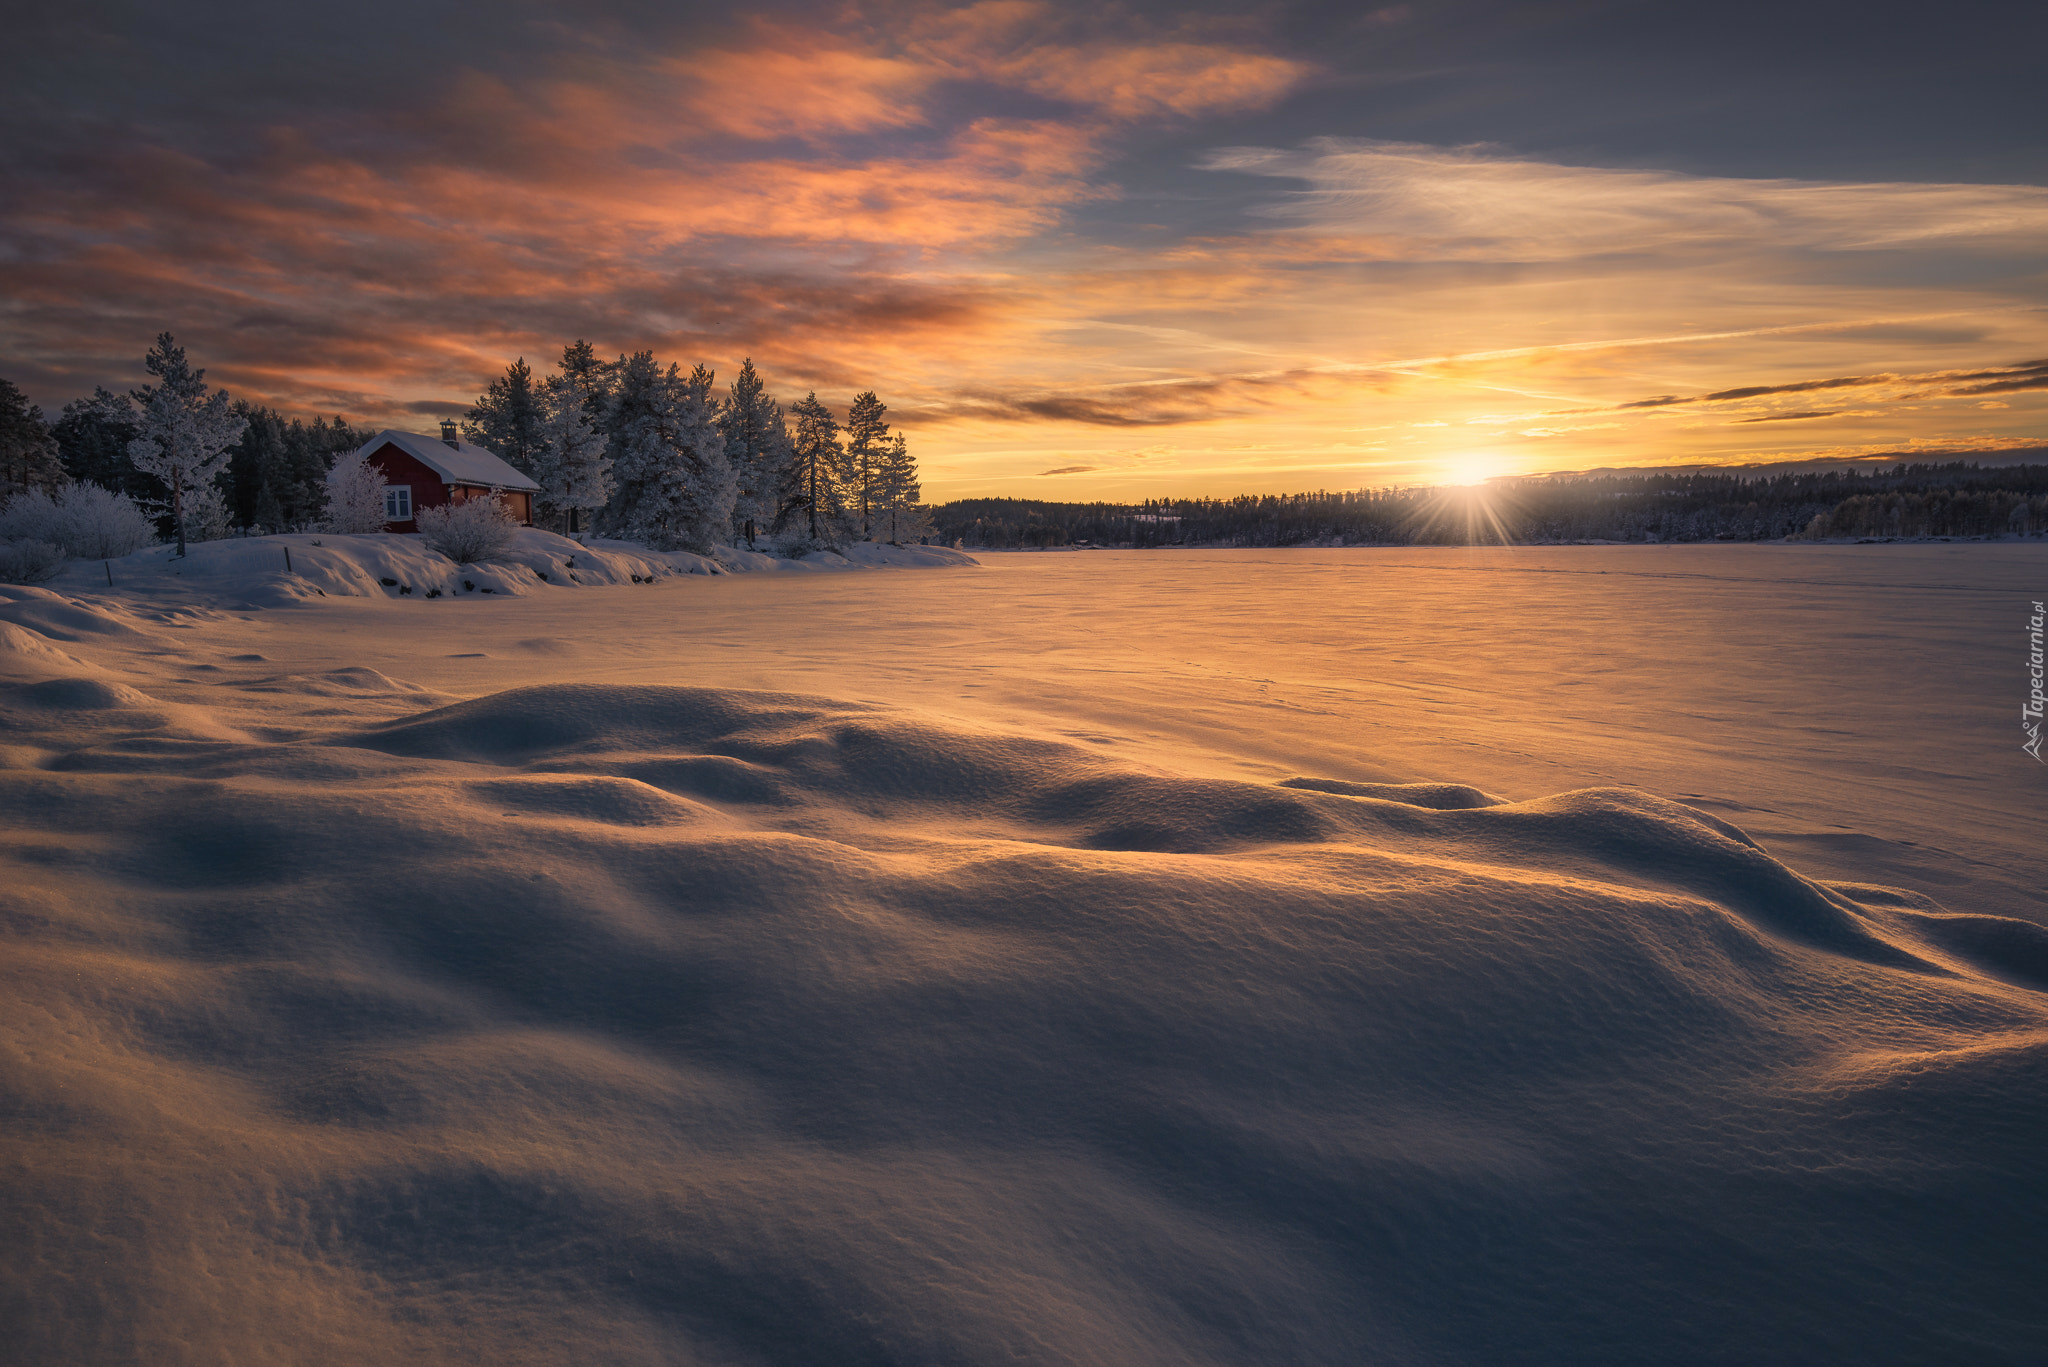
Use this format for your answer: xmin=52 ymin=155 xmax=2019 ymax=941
xmin=348 ymin=429 xmax=542 ymax=492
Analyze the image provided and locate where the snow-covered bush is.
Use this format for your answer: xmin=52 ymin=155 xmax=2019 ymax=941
xmin=185 ymin=481 xmax=234 ymax=543
xmin=0 ymin=489 xmax=58 ymax=539
xmin=0 ymin=539 xmax=65 ymax=584
xmin=417 ymin=495 xmax=518 ymax=563
xmin=0 ymin=483 xmax=159 ymax=559
xmin=59 ymin=483 xmax=160 ymax=557
xmin=323 ymin=452 xmax=389 ymax=534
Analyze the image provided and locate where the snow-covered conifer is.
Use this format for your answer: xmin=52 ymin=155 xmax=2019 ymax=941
xmin=719 ymin=359 xmax=791 ymax=548
xmin=874 ymin=434 xmax=930 ymax=543
xmin=463 ymin=358 xmax=547 ymax=477
xmin=125 ymin=334 xmax=248 ymax=556
xmin=785 ymin=392 xmax=847 ymax=545
xmin=323 ymin=451 xmax=390 ymax=534
xmin=609 ymin=355 xmax=735 ymax=553
xmin=538 ymin=370 xmax=613 ymax=539
xmin=842 ymin=391 xmax=889 ymax=539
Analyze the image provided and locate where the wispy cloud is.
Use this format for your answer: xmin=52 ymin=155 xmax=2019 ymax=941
xmin=1197 ymin=139 xmax=2048 ymax=259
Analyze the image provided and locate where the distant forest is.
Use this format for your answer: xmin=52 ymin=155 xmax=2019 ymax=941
xmin=935 ymin=462 xmax=2048 ymax=548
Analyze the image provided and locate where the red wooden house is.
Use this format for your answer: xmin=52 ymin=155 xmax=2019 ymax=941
xmin=349 ymin=422 xmax=542 ymax=532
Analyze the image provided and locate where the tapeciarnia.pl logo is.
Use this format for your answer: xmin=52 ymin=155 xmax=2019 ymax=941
xmin=2027 ymin=599 xmax=2046 ymax=762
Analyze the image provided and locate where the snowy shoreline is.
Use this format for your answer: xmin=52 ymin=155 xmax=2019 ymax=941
xmin=31 ymin=527 xmax=978 ymax=610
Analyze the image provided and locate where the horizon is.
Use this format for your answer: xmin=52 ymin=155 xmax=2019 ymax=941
xmin=4 ymin=1 xmax=2044 ymax=498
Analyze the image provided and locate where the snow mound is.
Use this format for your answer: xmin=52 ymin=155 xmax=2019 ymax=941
xmin=3 ymin=679 xmax=2044 ymax=1363
xmin=0 ymin=620 xmax=97 ymax=675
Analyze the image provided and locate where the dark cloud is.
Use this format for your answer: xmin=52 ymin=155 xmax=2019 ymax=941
xmin=1946 ymin=360 xmax=2048 ymax=396
xmin=1592 ymin=360 xmax=2048 ymax=419
xmin=991 ymin=396 xmax=1201 ymax=427
xmin=1735 ymin=410 xmax=1840 ymax=424
xmin=1038 ymin=465 xmax=1099 ymax=475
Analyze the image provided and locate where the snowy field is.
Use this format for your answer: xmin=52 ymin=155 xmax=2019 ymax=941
xmin=3 ymin=540 xmax=2045 ymax=1365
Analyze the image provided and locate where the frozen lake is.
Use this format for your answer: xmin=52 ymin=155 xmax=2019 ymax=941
xmin=114 ymin=540 xmax=2035 ymax=920
xmin=3 ymin=540 xmax=2045 ymax=1365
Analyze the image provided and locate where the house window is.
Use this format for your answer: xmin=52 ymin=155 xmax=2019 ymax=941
xmin=385 ymin=486 xmax=412 ymax=520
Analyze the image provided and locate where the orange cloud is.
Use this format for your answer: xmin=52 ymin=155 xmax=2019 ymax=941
xmin=670 ymin=37 xmax=932 ymax=141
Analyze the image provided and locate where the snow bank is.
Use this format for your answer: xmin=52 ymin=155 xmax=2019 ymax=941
xmin=2 ymin=670 xmax=2044 ymax=1364
xmin=39 ymin=528 xmax=976 ymax=608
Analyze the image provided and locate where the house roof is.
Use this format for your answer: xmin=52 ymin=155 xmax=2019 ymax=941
xmin=348 ymin=429 xmax=542 ymax=493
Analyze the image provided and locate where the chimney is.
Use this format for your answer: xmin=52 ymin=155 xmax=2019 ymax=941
xmin=440 ymin=419 xmax=460 ymax=448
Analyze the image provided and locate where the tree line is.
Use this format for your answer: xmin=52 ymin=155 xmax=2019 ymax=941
xmin=0 ymin=334 xmax=929 ymax=559
xmin=934 ymin=462 xmax=2048 ymax=548
xmin=462 ymin=341 xmax=927 ymax=553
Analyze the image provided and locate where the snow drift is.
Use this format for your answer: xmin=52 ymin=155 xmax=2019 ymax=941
xmin=3 ymin=665 xmax=2045 ymax=1365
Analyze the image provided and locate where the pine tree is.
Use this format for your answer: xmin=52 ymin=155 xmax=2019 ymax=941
xmin=125 ymin=334 xmax=248 ymax=556
xmin=719 ymin=359 xmax=791 ymax=548
xmin=785 ymin=392 xmax=846 ymax=544
xmin=607 ymin=355 xmax=735 ymax=552
xmin=53 ymin=388 xmax=145 ymax=497
xmin=842 ymin=390 xmax=890 ymax=540
xmin=0 ymin=378 xmax=66 ymax=505
xmin=875 ymin=434 xmax=929 ymax=542
xmin=537 ymin=371 xmax=612 ymax=539
xmin=464 ymin=358 xmax=547 ymax=476
xmin=225 ymin=401 xmax=287 ymax=530
xmin=287 ymin=416 xmax=355 ymax=528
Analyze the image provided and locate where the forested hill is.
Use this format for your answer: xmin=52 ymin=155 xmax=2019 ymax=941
xmin=934 ymin=461 xmax=2048 ymax=548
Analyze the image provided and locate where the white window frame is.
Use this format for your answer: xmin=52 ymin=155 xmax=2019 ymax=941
xmin=385 ymin=485 xmax=412 ymax=520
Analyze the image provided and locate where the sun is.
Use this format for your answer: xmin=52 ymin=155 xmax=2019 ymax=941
xmin=1441 ymin=454 xmax=1504 ymax=487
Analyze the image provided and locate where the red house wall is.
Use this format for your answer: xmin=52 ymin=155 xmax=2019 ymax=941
xmin=362 ymin=442 xmax=535 ymax=532
xmin=364 ymin=443 xmax=451 ymax=532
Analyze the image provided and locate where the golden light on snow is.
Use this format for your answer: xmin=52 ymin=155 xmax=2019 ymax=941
xmin=3 ymin=540 xmax=2046 ymax=1359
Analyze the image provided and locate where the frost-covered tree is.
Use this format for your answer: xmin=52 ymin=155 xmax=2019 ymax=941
xmin=842 ymin=391 xmax=889 ymax=539
xmin=464 ymin=357 xmax=547 ymax=477
xmin=719 ymin=359 xmax=791 ymax=549
xmin=874 ymin=434 xmax=930 ymax=543
xmin=125 ymin=334 xmax=247 ymax=556
xmin=417 ymin=495 xmax=518 ymax=564
xmin=0 ymin=483 xmax=158 ymax=559
xmin=609 ymin=354 xmax=735 ymax=553
xmin=604 ymin=350 xmax=668 ymax=532
xmin=323 ymin=451 xmax=390 ymax=533
xmin=784 ymin=392 xmax=846 ymax=545
xmin=537 ymin=370 xmax=613 ymax=539
xmin=0 ymin=378 xmax=66 ymax=505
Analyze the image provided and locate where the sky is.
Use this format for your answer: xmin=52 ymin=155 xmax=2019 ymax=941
xmin=4 ymin=0 xmax=2044 ymax=497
